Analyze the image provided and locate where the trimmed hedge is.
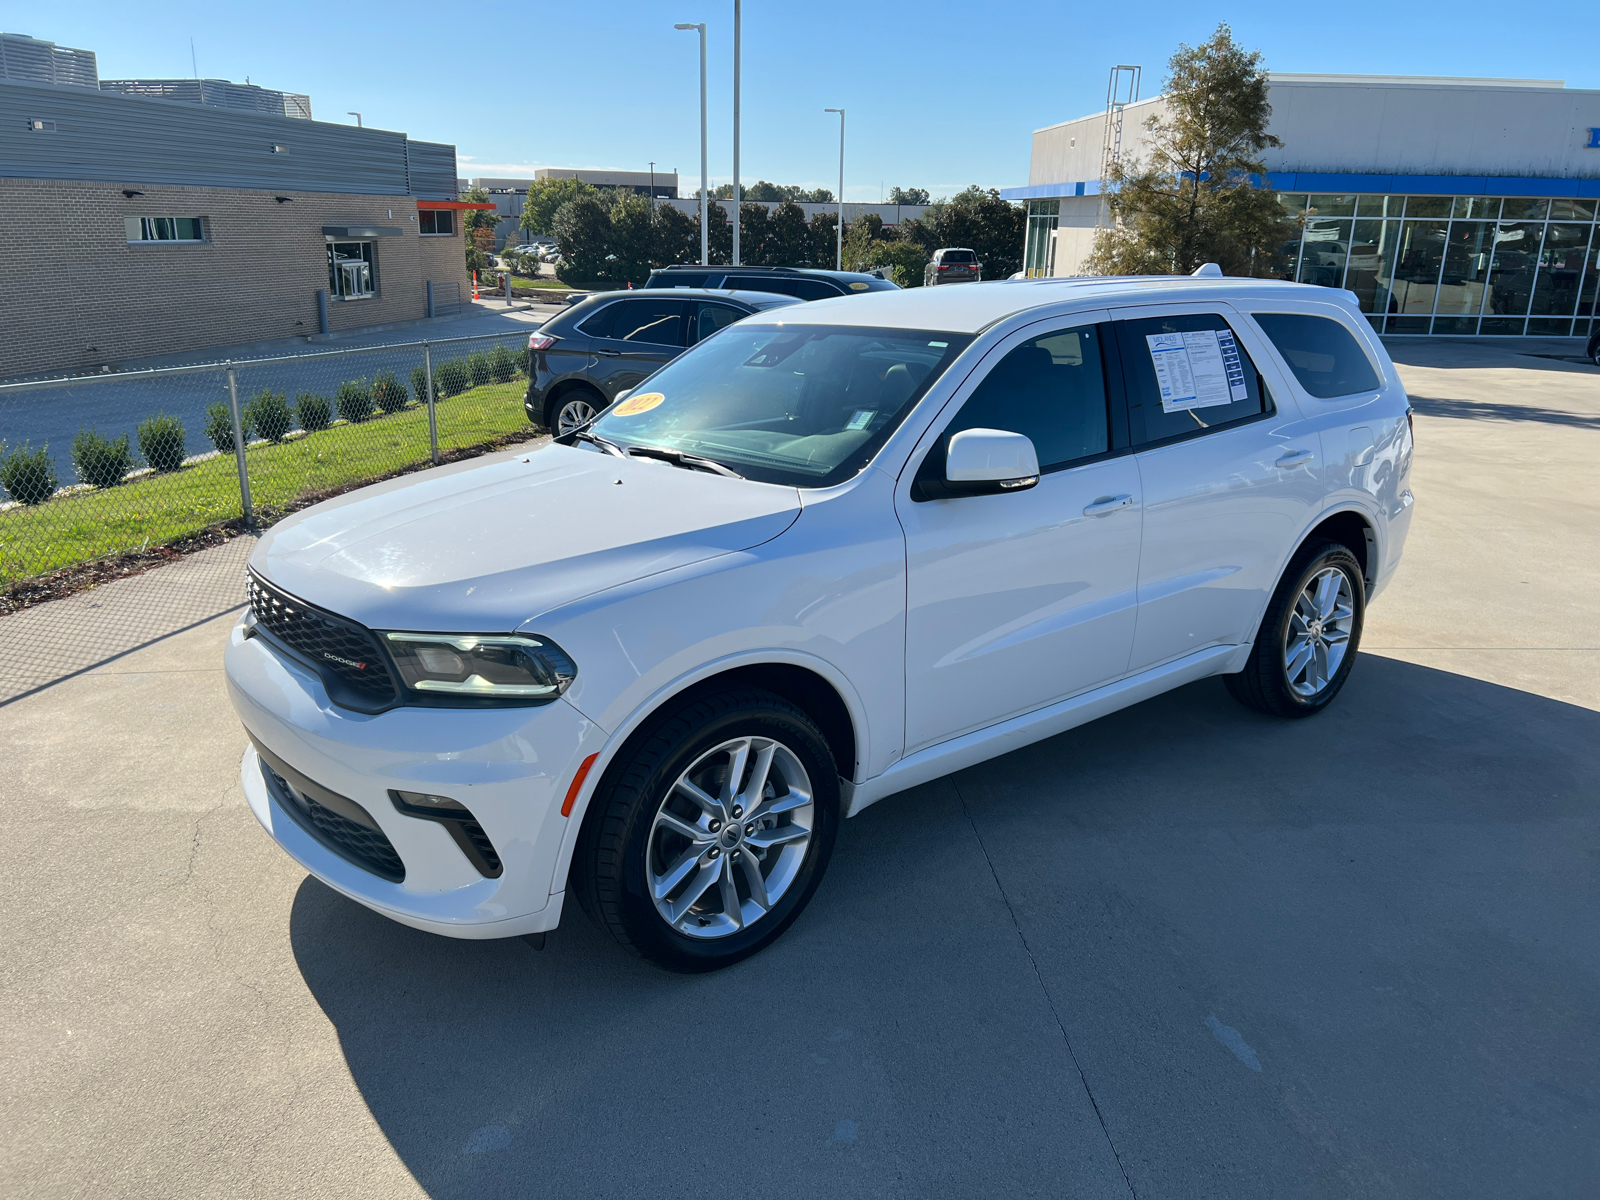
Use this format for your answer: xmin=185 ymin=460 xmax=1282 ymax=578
xmin=71 ymin=427 xmax=135 ymax=489
xmin=335 ymin=379 xmax=375 ymax=423
xmin=137 ymin=413 xmax=187 ymax=472
xmin=0 ymin=442 xmax=59 ymax=505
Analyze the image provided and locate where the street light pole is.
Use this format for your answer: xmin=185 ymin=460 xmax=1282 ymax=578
xmin=347 ymin=111 xmax=362 ymax=127
xmin=825 ymin=108 xmax=844 ymax=270
xmin=649 ymin=161 xmax=656 ymax=211
xmin=732 ymin=0 xmax=741 ymax=266
xmin=675 ymin=22 xmax=709 ymax=265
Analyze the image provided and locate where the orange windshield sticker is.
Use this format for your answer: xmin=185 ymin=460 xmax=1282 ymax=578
xmin=613 ymin=391 xmax=666 ymax=416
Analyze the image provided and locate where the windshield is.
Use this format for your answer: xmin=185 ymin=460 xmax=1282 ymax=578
xmin=585 ymin=324 xmax=971 ymax=488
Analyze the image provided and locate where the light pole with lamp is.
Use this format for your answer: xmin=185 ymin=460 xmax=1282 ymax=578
xmin=674 ymin=21 xmax=709 ymax=266
xmin=648 ymin=161 xmax=656 ymax=212
xmin=825 ymin=107 xmax=844 ymax=270
xmin=731 ymin=0 xmax=741 ymax=265
xmin=347 ymin=111 xmax=362 ymax=127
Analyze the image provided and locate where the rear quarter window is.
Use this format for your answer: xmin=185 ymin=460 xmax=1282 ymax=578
xmin=1251 ymin=313 xmax=1381 ymax=398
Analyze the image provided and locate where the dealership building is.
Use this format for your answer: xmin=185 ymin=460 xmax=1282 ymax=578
xmin=0 ymin=72 xmax=476 ymax=378
xmin=1004 ymin=74 xmax=1600 ymax=337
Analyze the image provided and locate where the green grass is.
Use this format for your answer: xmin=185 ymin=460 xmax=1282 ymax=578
xmin=0 ymin=378 xmax=536 ymax=585
xmin=509 ymin=274 xmax=574 ymax=291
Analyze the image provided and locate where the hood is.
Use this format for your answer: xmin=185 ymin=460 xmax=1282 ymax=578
xmin=251 ymin=443 xmax=801 ymax=631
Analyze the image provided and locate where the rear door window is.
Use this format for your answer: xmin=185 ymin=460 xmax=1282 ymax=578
xmin=1251 ymin=312 xmax=1381 ymax=398
xmin=693 ymin=302 xmax=746 ymax=344
xmin=1116 ymin=313 xmax=1273 ymax=447
xmin=606 ymin=300 xmax=686 ymax=346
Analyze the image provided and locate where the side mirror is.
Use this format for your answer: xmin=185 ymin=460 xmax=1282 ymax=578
xmin=944 ymin=427 xmax=1040 ymax=494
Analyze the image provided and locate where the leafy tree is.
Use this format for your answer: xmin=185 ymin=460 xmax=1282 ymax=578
xmin=709 ymin=183 xmax=738 ymax=200
xmin=765 ymin=201 xmax=812 ymax=266
xmin=888 ymin=186 xmax=930 ymax=206
xmin=867 ymin=240 xmax=927 ymax=287
xmin=553 ymin=193 xmax=614 ymax=283
xmin=840 ymin=213 xmax=886 ymax=273
xmin=607 ymin=191 xmax=657 ymax=284
xmin=461 ymin=186 xmax=499 ymax=273
xmin=654 ymin=203 xmax=699 ymax=267
xmin=520 ymin=176 xmax=597 ymax=237
xmin=807 ymin=211 xmax=837 ymax=269
xmin=900 ymin=187 xmax=1026 ymax=280
xmin=744 ymin=180 xmax=785 ymax=202
xmin=740 ymin=203 xmax=772 ymax=265
xmin=795 ymin=187 xmax=834 ymax=204
xmin=1085 ymin=24 xmax=1287 ymax=276
xmin=705 ymin=201 xmax=733 ymax=264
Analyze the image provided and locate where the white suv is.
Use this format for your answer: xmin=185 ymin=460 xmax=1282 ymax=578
xmin=226 ymin=272 xmax=1415 ymax=971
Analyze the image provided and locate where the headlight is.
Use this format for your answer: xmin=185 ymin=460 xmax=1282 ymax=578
xmin=382 ymin=632 xmax=576 ymax=703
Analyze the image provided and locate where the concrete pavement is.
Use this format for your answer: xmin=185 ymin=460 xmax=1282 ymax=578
xmin=1 ymin=342 xmax=1596 ymax=1198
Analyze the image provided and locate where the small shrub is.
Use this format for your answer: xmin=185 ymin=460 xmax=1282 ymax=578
xmin=489 ymin=343 xmax=519 ymax=383
xmin=71 ymin=427 xmax=136 ymax=489
xmin=466 ymin=349 xmax=492 ymax=387
xmin=137 ymin=413 xmax=187 ymax=472
xmin=436 ymin=357 xmax=470 ymax=398
xmin=409 ymin=364 xmax=431 ymax=405
xmin=0 ymin=441 xmax=59 ymax=505
xmin=205 ymin=401 xmax=249 ymax=454
xmin=245 ymin=389 xmax=295 ymax=443
xmin=373 ymin=369 xmax=409 ymax=414
xmin=335 ymin=378 xmax=375 ymax=423
xmin=297 ymin=391 xmax=332 ymax=432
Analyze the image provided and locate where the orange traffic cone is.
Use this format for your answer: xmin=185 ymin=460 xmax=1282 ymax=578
xmin=472 ymin=270 xmax=479 ymax=300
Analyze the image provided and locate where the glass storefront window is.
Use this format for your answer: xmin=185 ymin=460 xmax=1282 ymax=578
xmin=1355 ymin=195 xmax=1404 ymax=218
xmin=1577 ymin=241 xmax=1600 ymax=322
xmin=1345 ymin=220 xmax=1402 ymax=319
xmin=1403 ymin=196 xmax=1452 ymax=219
xmin=1481 ymin=221 xmax=1547 ymax=334
xmin=1451 ymin=197 xmax=1502 ymax=220
xmin=1434 ymin=221 xmax=1496 ymax=332
xmin=1297 ymin=217 xmax=1353 ymax=287
xmin=1023 ymin=200 xmax=1060 ymax=278
xmin=1548 ymin=199 xmax=1597 ymax=222
xmin=1389 ymin=220 xmax=1449 ymax=331
xmin=1306 ymin=194 xmax=1357 ymax=217
xmin=1528 ymin=223 xmax=1593 ymax=320
xmin=1501 ymin=198 xmax=1549 ymax=222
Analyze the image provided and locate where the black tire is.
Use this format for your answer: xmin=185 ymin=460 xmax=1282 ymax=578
xmin=1225 ymin=539 xmax=1366 ymax=719
xmin=545 ymin=387 xmax=605 ymax=436
xmin=1588 ymin=331 xmax=1600 ymax=367
xmin=571 ymin=688 xmax=840 ymax=973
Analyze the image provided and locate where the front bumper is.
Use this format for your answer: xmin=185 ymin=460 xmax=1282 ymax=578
xmin=225 ymin=617 xmax=600 ymax=939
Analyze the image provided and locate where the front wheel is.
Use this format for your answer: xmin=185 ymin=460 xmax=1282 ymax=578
xmin=1225 ymin=540 xmax=1365 ymax=718
xmin=572 ymin=689 xmax=840 ymax=972
xmin=547 ymin=390 xmax=603 ymax=436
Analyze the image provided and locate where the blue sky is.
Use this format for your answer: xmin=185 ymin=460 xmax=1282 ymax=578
xmin=24 ymin=1 xmax=1597 ymax=200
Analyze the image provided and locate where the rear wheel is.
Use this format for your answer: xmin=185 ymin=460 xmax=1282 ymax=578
xmin=572 ymin=689 xmax=840 ymax=972
xmin=1225 ymin=540 xmax=1365 ymax=718
xmin=547 ymin=389 xmax=603 ymax=436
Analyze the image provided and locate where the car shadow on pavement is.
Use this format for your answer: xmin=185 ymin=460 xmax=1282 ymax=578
xmin=1408 ymin=393 xmax=1600 ymax=430
xmin=290 ymin=655 xmax=1600 ymax=1200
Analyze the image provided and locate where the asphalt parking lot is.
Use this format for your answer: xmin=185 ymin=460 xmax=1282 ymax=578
xmin=2 ymin=339 xmax=1596 ymax=1198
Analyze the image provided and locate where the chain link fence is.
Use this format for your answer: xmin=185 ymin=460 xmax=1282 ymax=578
xmin=0 ymin=331 xmax=538 ymax=588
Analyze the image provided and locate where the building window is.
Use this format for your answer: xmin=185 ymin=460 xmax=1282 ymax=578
xmin=327 ymin=241 xmax=376 ymax=299
xmin=125 ymin=216 xmax=206 ymax=243
xmin=1024 ymin=199 xmax=1060 ymax=278
xmin=419 ymin=209 xmax=455 ymax=236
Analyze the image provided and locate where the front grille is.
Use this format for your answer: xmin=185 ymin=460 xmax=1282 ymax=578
xmin=260 ymin=759 xmax=406 ymax=882
xmin=248 ymin=573 xmax=398 ymax=709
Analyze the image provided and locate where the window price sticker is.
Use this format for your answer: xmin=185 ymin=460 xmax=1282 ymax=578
xmin=1146 ymin=330 xmax=1249 ymax=412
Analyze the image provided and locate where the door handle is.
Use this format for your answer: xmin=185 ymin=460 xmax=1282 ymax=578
xmin=1082 ymin=494 xmax=1133 ymax=516
xmin=594 ymin=349 xmax=621 ymax=357
xmin=1275 ymin=449 xmax=1315 ymax=469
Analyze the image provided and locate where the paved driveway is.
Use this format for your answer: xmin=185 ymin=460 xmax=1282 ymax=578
xmin=1 ymin=344 xmax=1596 ymax=1198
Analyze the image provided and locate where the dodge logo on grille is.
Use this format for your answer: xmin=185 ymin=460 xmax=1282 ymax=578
xmin=323 ymin=652 xmax=367 ymax=670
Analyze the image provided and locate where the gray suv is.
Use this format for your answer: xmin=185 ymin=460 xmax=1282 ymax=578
xmin=925 ymin=247 xmax=981 ymax=286
xmin=524 ymin=289 xmax=801 ymax=434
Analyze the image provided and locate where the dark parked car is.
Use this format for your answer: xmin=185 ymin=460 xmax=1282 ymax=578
xmin=924 ymin=247 xmax=982 ymax=286
xmin=1588 ymin=325 xmax=1599 ymax=366
xmin=525 ymin=289 xmax=802 ymax=434
xmin=644 ymin=264 xmax=899 ymax=300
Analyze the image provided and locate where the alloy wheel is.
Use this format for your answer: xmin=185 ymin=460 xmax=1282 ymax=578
xmin=557 ymin=398 xmax=598 ymax=435
xmin=1284 ymin=566 xmax=1355 ymax=698
xmin=647 ymin=736 xmax=814 ymax=939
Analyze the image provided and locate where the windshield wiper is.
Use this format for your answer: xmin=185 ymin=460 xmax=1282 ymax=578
xmin=624 ymin=445 xmax=744 ymax=479
xmin=570 ymin=429 xmax=627 ymax=457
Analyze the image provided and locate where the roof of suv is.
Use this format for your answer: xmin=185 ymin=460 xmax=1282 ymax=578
xmin=549 ymin=287 xmax=801 ymax=328
xmin=649 ymin=264 xmax=898 ymax=289
xmin=751 ymin=275 xmax=1348 ymax=334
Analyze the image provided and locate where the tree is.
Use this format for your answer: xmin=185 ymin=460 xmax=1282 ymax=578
xmin=552 ymin=193 xmax=612 ymax=283
xmin=520 ymin=176 xmax=596 ymax=237
xmin=795 ymin=187 xmax=834 ymax=204
xmin=461 ymin=186 xmax=499 ymax=273
xmin=1085 ymin=24 xmax=1288 ymax=277
xmin=740 ymin=203 xmax=772 ymax=265
xmin=807 ymin=211 xmax=837 ymax=269
xmin=607 ymin=192 xmax=656 ymax=284
xmin=705 ymin=201 xmax=733 ymax=264
xmin=867 ymin=241 xmax=927 ymax=287
xmin=900 ymin=187 xmax=1025 ymax=279
xmin=744 ymin=180 xmax=784 ymax=202
xmin=888 ymin=186 xmax=929 ymax=206
xmin=840 ymin=213 xmax=886 ymax=273
xmin=653 ymin=203 xmax=698 ymax=267
xmin=765 ymin=201 xmax=812 ymax=265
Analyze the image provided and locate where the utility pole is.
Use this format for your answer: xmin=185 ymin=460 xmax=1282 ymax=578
xmin=825 ymin=108 xmax=845 ymax=270
xmin=732 ymin=0 xmax=741 ymax=266
xmin=675 ymin=22 xmax=708 ymax=265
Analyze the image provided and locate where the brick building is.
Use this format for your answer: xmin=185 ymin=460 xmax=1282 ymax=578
xmin=1 ymin=78 xmax=479 ymax=378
